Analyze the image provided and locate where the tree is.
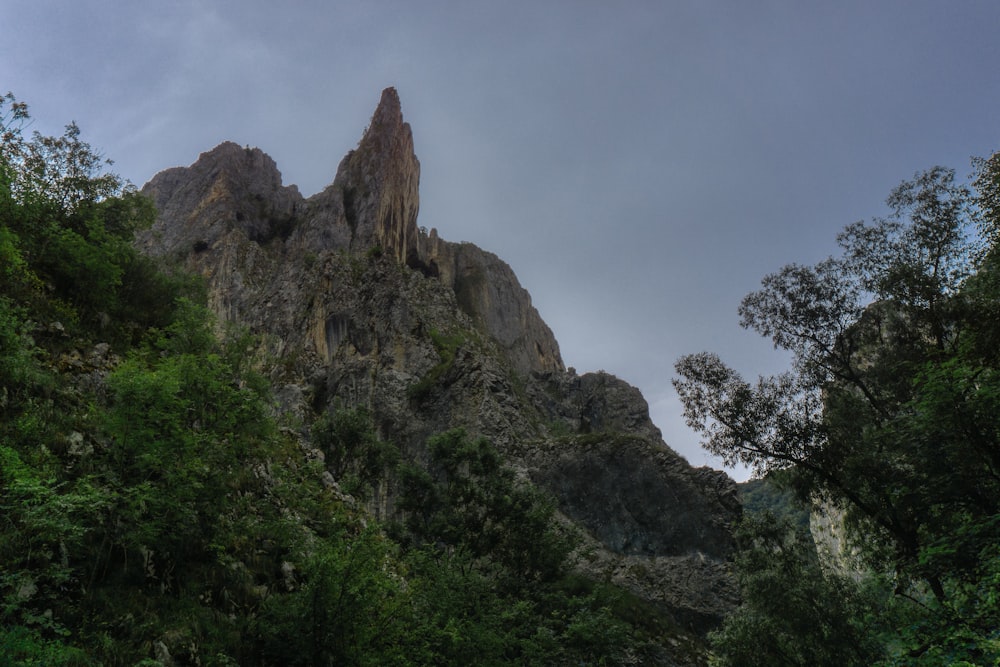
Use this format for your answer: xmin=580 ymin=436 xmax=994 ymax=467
xmin=310 ymin=407 xmax=398 ymax=497
xmin=675 ymin=165 xmax=1000 ymax=662
xmin=254 ymin=527 xmax=410 ymax=667
xmin=0 ymin=92 xmax=180 ymax=344
xmin=708 ymin=513 xmax=881 ymax=667
xmin=98 ymin=300 xmax=278 ymax=579
xmin=397 ymin=429 xmax=573 ymax=585
xmin=393 ymin=429 xmax=639 ymax=665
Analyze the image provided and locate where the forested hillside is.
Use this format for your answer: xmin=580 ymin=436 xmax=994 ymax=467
xmin=0 ymin=96 xmax=713 ymax=666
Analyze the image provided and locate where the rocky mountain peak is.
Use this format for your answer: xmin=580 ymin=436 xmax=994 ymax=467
xmin=139 ymin=141 xmax=303 ymax=257
xmin=137 ymin=90 xmax=740 ymax=639
xmin=333 ymin=86 xmax=421 ymax=267
xmin=368 ymin=86 xmax=406 ymax=134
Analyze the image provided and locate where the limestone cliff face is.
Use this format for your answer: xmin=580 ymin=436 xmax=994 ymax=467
xmin=426 ymin=235 xmax=564 ymax=375
xmin=141 ymin=142 xmax=303 ymax=256
xmin=138 ymin=87 xmax=738 ymax=643
xmin=333 ymin=87 xmax=422 ymax=267
xmin=810 ymin=500 xmax=863 ymax=577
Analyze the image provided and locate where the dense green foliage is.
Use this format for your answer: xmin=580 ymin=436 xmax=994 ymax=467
xmin=0 ymin=94 xmax=190 ymax=346
xmin=1 ymin=96 xmax=670 ymax=665
xmin=677 ymin=160 xmax=1000 ymax=665
xmin=737 ymin=473 xmax=810 ymax=534
xmin=310 ymin=407 xmax=399 ymax=496
xmin=708 ymin=513 xmax=882 ymax=667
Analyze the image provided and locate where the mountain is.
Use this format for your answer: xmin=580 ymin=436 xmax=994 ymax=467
xmin=138 ymin=87 xmax=740 ymax=639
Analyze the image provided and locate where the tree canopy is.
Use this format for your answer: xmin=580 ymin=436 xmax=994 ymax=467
xmin=676 ymin=161 xmax=1000 ymax=664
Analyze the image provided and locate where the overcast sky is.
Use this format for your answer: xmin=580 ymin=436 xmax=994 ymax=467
xmin=4 ymin=1 xmax=998 ymax=480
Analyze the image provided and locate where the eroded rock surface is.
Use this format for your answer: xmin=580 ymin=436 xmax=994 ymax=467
xmin=138 ymin=87 xmax=739 ymax=645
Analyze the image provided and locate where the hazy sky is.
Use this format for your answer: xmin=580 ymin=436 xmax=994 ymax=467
xmin=4 ymin=1 xmax=998 ymax=480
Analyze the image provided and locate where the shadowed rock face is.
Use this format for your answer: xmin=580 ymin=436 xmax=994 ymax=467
xmin=427 ymin=239 xmax=565 ymax=375
xmin=138 ymin=87 xmax=739 ymax=639
xmin=531 ymin=435 xmax=737 ymax=557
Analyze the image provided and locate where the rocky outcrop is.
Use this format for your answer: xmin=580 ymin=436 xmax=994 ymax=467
xmin=138 ymin=87 xmax=739 ymax=643
xmin=141 ymin=88 xmax=559 ymax=378
xmin=526 ymin=433 xmax=737 ymax=559
xmin=518 ymin=370 xmax=740 ymax=631
xmin=528 ymin=433 xmax=740 ymax=632
xmin=811 ymin=500 xmax=863 ymax=577
xmin=140 ymin=142 xmax=303 ymax=257
xmin=426 ymin=236 xmax=564 ymax=374
xmin=331 ymin=87 xmax=422 ymax=267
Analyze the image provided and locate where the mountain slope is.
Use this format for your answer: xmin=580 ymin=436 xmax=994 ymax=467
xmin=138 ymin=87 xmax=740 ymax=639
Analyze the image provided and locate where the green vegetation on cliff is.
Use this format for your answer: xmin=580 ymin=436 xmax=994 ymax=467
xmin=0 ymin=96 xmax=675 ymax=665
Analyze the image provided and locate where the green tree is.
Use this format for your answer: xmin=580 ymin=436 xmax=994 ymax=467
xmin=397 ymin=429 xmax=573 ymax=585
xmin=97 ymin=300 xmax=277 ymax=584
xmin=254 ymin=527 xmax=410 ymax=667
xmin=393 ymin=429 xmax=639 ymax=665
xmin=0 ymin=92 xmax=183 ymax=344
xmin=675 ymin=165 xmax=1000 ymax=662
xmin=311 ymin=407 xmax=398 ymax=497
xmin=708 ymin=513 xmax=882 ymax=667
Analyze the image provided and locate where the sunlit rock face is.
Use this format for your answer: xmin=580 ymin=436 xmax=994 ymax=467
xmin=139 ymin=87 xmax=739 ymax=636
xmin=331 ymin=87 xmax=422 ymax=267
xmin=140 ymin=141 xmax=303 ymax=255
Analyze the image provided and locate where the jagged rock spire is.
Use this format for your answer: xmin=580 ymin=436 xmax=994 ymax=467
xmin=136 ymin=92 xmax=739 ymax=639
xmin=333 ymin=87 xmax=422 ymax=266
